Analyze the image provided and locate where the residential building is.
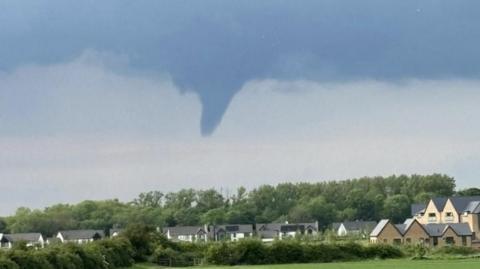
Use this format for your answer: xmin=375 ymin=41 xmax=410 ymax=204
xmin=0 ymin=233 xmax=44 ymax=248
xmin=163 ymin=225 xmax=209 ymax=242
xmin=56 ymin=230 xmax=104 ymax=244
xmin=209 ymin=224 xmax=253 ymax=241
xmin=256 ymin=222 xmax=318 ymax=242
xmin=332 ymin=221 xmax=377 ymax=237
xmin=371 ymin=196 xmax=480 ymax=248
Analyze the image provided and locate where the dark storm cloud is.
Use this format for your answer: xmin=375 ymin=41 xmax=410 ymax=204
xmin=1 ymin=0 xmax=480 ymax=134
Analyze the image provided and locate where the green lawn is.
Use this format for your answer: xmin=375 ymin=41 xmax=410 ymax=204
xmin=129 ymin=259 xmax=480 ymax=269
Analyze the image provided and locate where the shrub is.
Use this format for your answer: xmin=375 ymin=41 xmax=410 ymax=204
xmin=432 ymin=246 xmax=479 ymax=256
xmin=365 ymin=244 xmax=404 ymax=259
xmin=0 ymin=259 xmax=19 ymax=269
xmin=269 ymin=240 xmax=305 ymax=264
xmin=235 ymin=239 xmax=269 ymax=265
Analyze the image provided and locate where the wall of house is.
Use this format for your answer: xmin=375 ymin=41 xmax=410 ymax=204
xmin=442 ymin=199 xmax=460 ymax=223
xmin=403 ymin=221 xmax=430 ymax=246
xmin=337 ymin=225 xmax=347 ymax=236
xmin=373 ymin=223 xmax=403 ymax=245
xmin=417 ymin=200 xmax=441 ymax=224
xmin=461 ymin=213 xmax=480 ymax=239
xmin=438 ymin=228 xmax=471 ymax=247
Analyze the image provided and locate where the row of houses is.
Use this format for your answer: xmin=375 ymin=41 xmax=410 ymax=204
xmin=0 ymin=229 xmax=114 ymax=249
xmin=370 ymin=196 xmax=480 ymax=248
xmin=163 ymin=222 xmax=320 ymax=243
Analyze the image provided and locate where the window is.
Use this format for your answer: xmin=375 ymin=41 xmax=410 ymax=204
xmin=383 ymin=239 xmax=388 ymax=243
xmin=462 ymin=236 xmax=467 ymax=246
xmin=233 ymin=233 xmax=237 ymax=238
xmin=433 ymin=237 xmax=438 ymax=246
xmin=445 ymin=212 xmax=454 ymax=222
xmin=393 ymin=239 xmax=402 ymax=245
xmin=445 ymin=237 xmax=455 ymax=245
xmin=406 ymin=238 xmax=411 ymax=244
xmin=428 ymin=213 xmax=437 ymax=223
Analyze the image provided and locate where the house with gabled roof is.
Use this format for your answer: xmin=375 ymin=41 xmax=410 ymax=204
xmin=209 ymin=224 xmax=253 ymax=241
xmin=163 ymin=225 xmax=209 ymax=242
xmin=0 ymin=233 xmax=45 ymax=249
xmin=332 ymin=221 xmax=377 ymax=237
xmin=56 ymin=230 xmax=104 ymax=244
xmin=372 ymin=196 xmax=480 ymax=248
xmin=256 ymin=222 xmax=318 ymax=242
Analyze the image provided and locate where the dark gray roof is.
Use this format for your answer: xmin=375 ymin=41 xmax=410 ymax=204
xmin=211 ymin=224 xmax=253 ymax=234
xmin=58 ymin=230 xmax=104 ymax=240
xmin=424 ymin=224 xmax=447 ymax=237
xmin=163 ymin=226 xmax=207 ymax=237
xmin=3 ymin=233 xmax=43 ymax=243
xmin=395 ymin=224 xmax=407 ymax=234
xmin=411 ymin=203 xmax=426 ymax=216
xmin=331 ymin=222 xmax=342 ymax=231
xmin=449 ymin=196 xmax=480 ymax=213
xmin=423 ymin=223 xmax=472 ymax=237
xmin=431 ymin=197 xmax=449 ymax=211
xmin=370 ymin=219 xmax=389 ymax=237
xmin=341 ymin=221 xmax=377 ymax=232
xmin=448 ymin=223 xmax=473 ymax=236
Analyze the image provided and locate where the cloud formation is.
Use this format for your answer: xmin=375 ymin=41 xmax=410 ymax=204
xmin=2 ymin=1 xmax=480 ymax=134
xmin=1 ymin=56 xmax=480 ymax=214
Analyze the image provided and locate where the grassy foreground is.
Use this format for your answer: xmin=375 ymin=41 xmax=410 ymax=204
xmin=129 ymin=259 xmax=480 ymax=269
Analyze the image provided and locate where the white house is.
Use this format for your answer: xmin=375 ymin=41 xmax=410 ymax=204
xmin=256 ymin=222 xmax=319 ymax=242
xmin=57 ymin=230 xmax=104 ymax=244
xmin=332 ymin=221 xmax=377 ymax=237
xmin=209 ymin=224 xmax=253 ymax=241
xmin=0 ymin=233 xmax=45 ymax=248
xmin=163 ymin=226 xmax=209 ymax=242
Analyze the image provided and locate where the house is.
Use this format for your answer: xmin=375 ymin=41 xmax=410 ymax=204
xmin=371 ymin=196 xmax=480 ymax=248
xmin=256 ymin=222 xmax=318 ymax=242
xmin=163 ymin=225 xmax=209 ymax=242
xmin=110 ymin=228 xmax=123 ymax=237
xmin=209 ymin=224 xmax=253 ymax=241
xmin=0 ymin=233 xmax=45 ymax=248
xmin=332 ymin=221 xmax=377 ymax=237
xmin=56 ymin=230 xmax=104 ymax=244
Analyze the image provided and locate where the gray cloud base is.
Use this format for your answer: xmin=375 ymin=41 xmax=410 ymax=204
xmin=1 ymin=1 xmax=480 ymax=134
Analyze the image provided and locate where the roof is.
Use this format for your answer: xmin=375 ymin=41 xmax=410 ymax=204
xmin=424 ymin=224 xmax=447 ymax=237
xmin=395 ymin=224 xmax=407 ymax=234
xmin=58 ymin=230 xmax=104 ymax=240
xmin=211 ymin=224 xmax=253 ymax=234
xmin=424 ymin=223 xmax=472 ymax=237
xmin=411 ymin=203 xmax=426 ymax=216
xmin=431 ymin=197 xmax=449 ymax=212
xmin=164 ymin=226 xmax=207 ymax=236
xmin=427 ymin=196 xmax=480 ymax=213
xmin=331 ymin=222 xmax=342 ymax=231
xmin=2 ymin=233 xmax=42 ymax=243
xmin=110 ymin=228 xmax=124 ymax=235
xmin=370 ymin=219 xmax=389 ymax=237
xmin=448 ymin=223 xmax=473 ymax=236
xmin=340 ymin=221 xmax=377 ymax=232
xmin=256 ymin=222 xmax=317 ymax=238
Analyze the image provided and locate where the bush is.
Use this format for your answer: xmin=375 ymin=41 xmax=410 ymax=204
xmin=7 ymin=250 xmax=53 ymax=269
xmin=0 ymin=259 xmax=19 ymax=269
xmin=432 ymin=246 xmax=479 ymax=256
xmin=365 ymin=244 xmax=404 ymax=259
xmin=235 ymin=239 xmax=269 ymax=265
xmin=269 ymin=240 xmax=305 ymax=264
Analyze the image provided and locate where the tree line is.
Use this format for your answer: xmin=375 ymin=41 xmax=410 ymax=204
xmin=1 ymin=174 xmax=479 ymax=236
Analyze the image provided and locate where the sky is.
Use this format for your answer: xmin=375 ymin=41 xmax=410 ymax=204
xmin=1 ymin=1 xmax=480 ymax=215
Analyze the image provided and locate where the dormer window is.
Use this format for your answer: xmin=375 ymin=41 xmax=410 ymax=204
xmin=445 ymin=212 xmax=454 ymax=222
xmin=428 ymin=213 xmax=437 ymax=223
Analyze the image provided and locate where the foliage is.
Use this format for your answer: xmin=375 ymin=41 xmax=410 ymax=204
xmin=3 ymin=174 xmax=457 ymax=236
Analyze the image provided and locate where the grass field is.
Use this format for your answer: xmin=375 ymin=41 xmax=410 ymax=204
xmin=129 ymin=259 xmax=480 ymax=269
